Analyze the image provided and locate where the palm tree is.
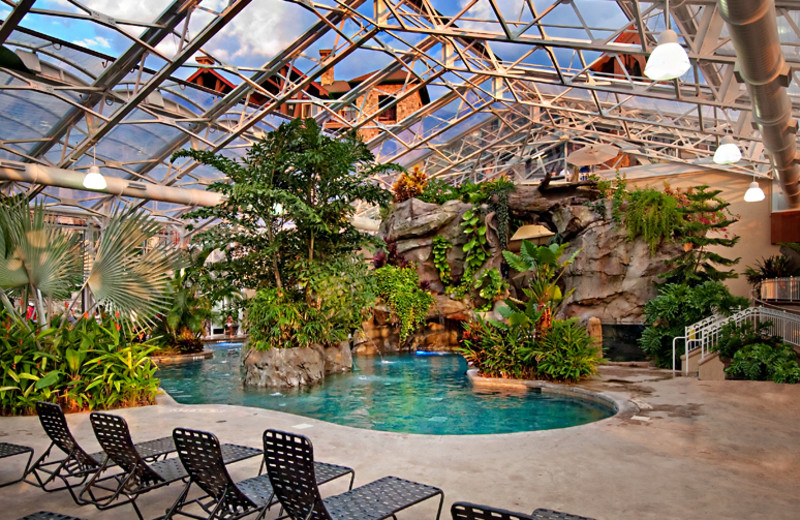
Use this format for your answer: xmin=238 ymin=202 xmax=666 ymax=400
xmin=0 ymin=197 xmax=180 ymax=341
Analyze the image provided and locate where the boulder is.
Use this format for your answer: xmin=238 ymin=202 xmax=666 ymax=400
xmin=243 ymin=342 xmax=353 ymax=388
xmin=380 ymin=198 xmax=461 ymax=240
xmin=558 ymin=220 xmax=683 ymax=324
xmin=552 ymin=204 xmax=597 ymax=238
xmin=431 ymin=294 xmax=470 ymax=320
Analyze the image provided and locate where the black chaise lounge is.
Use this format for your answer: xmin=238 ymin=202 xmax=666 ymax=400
xmin=0 ymin=441 xmax=34 ymax=487
xmin=164 ymin=427 xmax=356 ymax=519
xmin=18 ymin=513 xmax=85 ymax=520
xmin=79 ymin=412 xmax=262 ymax=520
xmin=263 ymin=429 xmax=444 ymax=520
xmin=451 ymin=502 xmax=596 ymax=520
xmin=25 ymin=401 xmax=175 ymax=503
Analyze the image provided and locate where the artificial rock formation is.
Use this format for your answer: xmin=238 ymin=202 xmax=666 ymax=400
xmin=375 ymin=188 xmax=681 ymax=345
xmin=243 ymin=341 xmax=352 ymax=388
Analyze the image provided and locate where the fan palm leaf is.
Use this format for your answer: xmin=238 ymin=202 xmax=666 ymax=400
xmin=0 ymin=200 xmax=82 ymax=300
xmin=87 ymin=210 xmax=179 ymax=325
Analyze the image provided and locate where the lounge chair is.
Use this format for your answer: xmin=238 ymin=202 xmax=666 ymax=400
xmin=263 ymin=429 xmax=444 ymax=520
xmin=451 ymin=502 xmax=595 ymax=520
xmin=0 ymin=441 xmax=34 ymax=487
xmin=25 ymin=401 xmax=174 ymax=503
xmin=79 ymin=412 xmax=262 ymax=520
xmin=17 ymin=513 xmax=85 ymax=520
xmin=163 ymin=427 xmax=355 ymax=519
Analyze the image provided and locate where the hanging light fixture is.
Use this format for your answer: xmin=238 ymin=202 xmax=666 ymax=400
xmin=713 ymin=135 xmax=742 ymax=165
xmin=644 ymin=1 xmax=691 ymax=81
xmin=744 ymin=176 xmax=765 ymax=202
xmin=83 ymin=146 xmax=107 ymax=190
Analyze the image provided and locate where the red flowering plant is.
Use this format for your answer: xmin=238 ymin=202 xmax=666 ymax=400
xmin=660 ymin=184 xmax=741 ymax=285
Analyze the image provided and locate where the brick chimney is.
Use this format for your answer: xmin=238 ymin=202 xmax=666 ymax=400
xmin=319 ymin=49 xmax=334 ymax=86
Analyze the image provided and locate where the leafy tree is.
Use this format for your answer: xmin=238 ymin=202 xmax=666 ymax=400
xmin=173 ymin=118 xmax=395 ymax=350
xmin=175 ymin=118 xmax=393 ymax=295
xmin=662 ymin=185 xmax=740 ymax=285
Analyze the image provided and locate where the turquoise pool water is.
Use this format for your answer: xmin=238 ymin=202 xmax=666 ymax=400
xmin=157 ymin=343 xmax=614 ymax=435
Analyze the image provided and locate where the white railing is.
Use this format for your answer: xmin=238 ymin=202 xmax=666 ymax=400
xmin=674 ymin=306 xmax=800 ymax=375
xmin=760 ymin=277 xmax=800 ymax=302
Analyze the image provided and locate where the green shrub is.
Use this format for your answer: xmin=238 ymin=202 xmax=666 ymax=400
xmin=640 ymin=281 xmax=748 ymax=367
xmin=1 ymin=311 xmax=159 ymax=415
xmin=712 ymin=320 xmax=783 ymax=360
xmin=521 ymin=318 xmax=601 ymax=382
xmin=418 ymin=178 xmax=461 ymax=205
xmin=459 ymin=318 xmax=534 ymax=379
xmin=246 ymin=257 xmax=375 ymax=350
xmin=374 ymin=265 xmax=434 ymax=342
xmin=725 ymin=342 xmax=800 ymax=384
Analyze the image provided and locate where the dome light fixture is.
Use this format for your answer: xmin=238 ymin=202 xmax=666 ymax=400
xmin=83 ymin=164 xmax=107 ymax=190
xmin=644 ymin=29 xmax=691 ymax=81
xmin=713 ymin=135 xmax=742 ymax=165
xmin=743 ymin=180 xmax=765 ymax=202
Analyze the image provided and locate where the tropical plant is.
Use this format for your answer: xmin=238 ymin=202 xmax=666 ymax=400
xmin=459 ymin=318 xmax=535 ymax=379
xmin=480 ymin=177 xmax=516 ymax=248
xmin=0 ymin=196 xmax=177 ymax=414
xmin=712 ymin=320 xmax=784 ymax=361
xmin=662 ymin=185 xmax=740 ymax=286
xmin=744 ymin=255 xmax=800 ymax=286
xmin=474 ymin=268 xmax=508 ymax=311
xmin=0 ymin=310 xmax=159 ymax=415
xmin=0 ymin=197 xmax=178 ymax=330
xmin=392 ymin=166 xmax=428 ymax=202
xmin=623 ymin=187 xmax=684 ymax=253
xmin=639 ymin=281 xmax=749 ymax=367
xmin=374 ymin=264 xmax=434 ymax=342
xmin=176 ymin=118 xmax=393 ymax=351
xmin=432 ymin=236 xmax=452 ymax=286
xmin=151 ymin=250 xmax=216 ymax=355
xmin=502 ymin=240 xmax=580 ymax=333
xmin=725 ymin=342 xmax=800 ymax=384
xmin=520 ymin=318 xmax=601 ymax=382
xmin=418 ymin=178 xmax=460 ymax=205
xmin=247 ymin=256 xmax=376 ymax=351
xmin=177 ymin=118 xmax=393 ymax=295
xmin=452 ymin=208 xmax=490 ymax=299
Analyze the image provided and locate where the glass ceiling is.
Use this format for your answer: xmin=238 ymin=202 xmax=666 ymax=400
xmin=1 ymin=0 xmax=799 ymax=225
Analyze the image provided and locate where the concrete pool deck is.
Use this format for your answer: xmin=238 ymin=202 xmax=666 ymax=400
xmin=1 ymin=365 xmax=799 ymax=520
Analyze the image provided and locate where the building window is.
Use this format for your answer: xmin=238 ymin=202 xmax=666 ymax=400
xmin=377 ymin=95 xmax=397 ymax=122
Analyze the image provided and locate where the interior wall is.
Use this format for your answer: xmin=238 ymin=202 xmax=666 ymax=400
xmin=623 ymin=168 xmax=777 ymax=298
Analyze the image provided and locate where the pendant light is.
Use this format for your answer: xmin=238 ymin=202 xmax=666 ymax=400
xmin=713 ymin=135 xmax=742 ymax=165
xmin=644 ymin=1 xmax=691 ymax=81
xmin=743 ymin=178 xmax=765 ymax=202
xmin=83 ymin=146 xmax=107 ymax=190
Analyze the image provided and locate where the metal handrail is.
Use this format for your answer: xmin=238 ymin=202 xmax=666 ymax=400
xmin=676 ymin=305 xmax=800 ymax=375
xmin=760 ymin=277 xmax=800 ymax=302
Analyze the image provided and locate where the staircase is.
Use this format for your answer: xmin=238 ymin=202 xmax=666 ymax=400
xmin=674 ymin=305 xmax=800 ymax=377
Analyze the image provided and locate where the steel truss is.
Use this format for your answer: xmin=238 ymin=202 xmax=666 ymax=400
xmin=0 ymin=0 xmax=797 ymax=223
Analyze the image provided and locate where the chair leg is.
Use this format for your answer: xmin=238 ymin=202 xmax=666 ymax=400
xmin=161 ymin=480 xmax=193 ymax=519
xmin=433 ymin=491 xmax=444 ymax=520
xmin=0 ymin=447 xmax=33 ymax=487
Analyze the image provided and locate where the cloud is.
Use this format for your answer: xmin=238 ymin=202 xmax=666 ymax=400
xmin=50 ymin=0 xmax=315 ymax=66
xmin=72 ymin=36 xmax=111 ymax=49
xmin=205 ymin=1 xmax=312 ymax=61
